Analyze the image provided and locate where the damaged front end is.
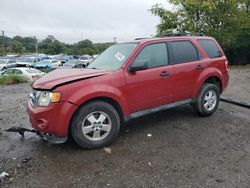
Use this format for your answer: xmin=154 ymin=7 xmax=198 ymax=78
xmin=5 ymin=127 xmax=67 ymax=144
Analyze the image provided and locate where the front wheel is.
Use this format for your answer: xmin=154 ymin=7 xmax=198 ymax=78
xmin=70 ymin=101 xmax=120 ymax=149
xmin=193 ymin=83 xmax=220 ymax=116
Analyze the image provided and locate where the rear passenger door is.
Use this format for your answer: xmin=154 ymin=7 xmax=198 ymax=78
xmin=170 ymin=40 xmax=205 ymax=101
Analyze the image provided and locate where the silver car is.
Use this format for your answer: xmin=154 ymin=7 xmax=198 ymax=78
xmin=0 ymin=58 xmax=17 ymax=71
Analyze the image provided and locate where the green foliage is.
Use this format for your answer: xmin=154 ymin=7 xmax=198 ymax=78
xmin=151 ymin=0 xmax=250 ymax=64
xmin=12 ymin=36 xmax=37 ymax=52
xmin=12 ymin=40 xmax=23 ymax=53
xmin=0 ymin=75 xmax=28 ymax=84
xmin=94 ymin=43 xmax=114 ymax=53
xmin=1 ymin=34 xmax=114 ymax=56
xmin=0 ymin=48 xmax=4 ymax=56
xmin=38 ymin=36 xmax=63 ymax=55
xmin=77 ymin=39 xmax=94 ymax=49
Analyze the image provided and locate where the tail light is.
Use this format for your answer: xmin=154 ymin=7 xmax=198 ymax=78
xmin=225 ymin=60 xmax=229 ymax=72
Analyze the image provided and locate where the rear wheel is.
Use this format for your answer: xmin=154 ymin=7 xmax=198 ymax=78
xmin=70 ymin=101 xmax=120 ymax=149
xmin=193 ymin=83 xmax=220 ymax=116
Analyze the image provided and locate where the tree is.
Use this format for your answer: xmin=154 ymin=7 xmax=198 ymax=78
xmin=12 ymin=40 xmax=23 ymax=54
xmin=151 ymin=0 xmax=250 ymax=64
xmin=38 ymin=36 xmax=63 ymax=54
xmin=0 ymin=48 xmax=4 ymax=56
xmin=77 ymin=39 xmax=94 ymax=49
xmin=12 ymin=36 xmax=37 ymax=52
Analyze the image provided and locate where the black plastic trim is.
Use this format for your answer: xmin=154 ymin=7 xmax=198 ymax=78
xmin=124 ymin=99 xmax=192 ymax=122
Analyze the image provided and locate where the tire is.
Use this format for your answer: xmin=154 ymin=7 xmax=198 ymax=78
xmin=70 ymin=101 xmax=120 ymax=149
xmin=193 ymin=83 xmax=220 ymax=117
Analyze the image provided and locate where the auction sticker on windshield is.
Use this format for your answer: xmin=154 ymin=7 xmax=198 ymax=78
xmin=114 ymin=52 xmax=125 ymax=61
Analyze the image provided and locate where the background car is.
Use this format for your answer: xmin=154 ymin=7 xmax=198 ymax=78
xmin=56 ymin=55 xmax=74 ymax=65
xmin=16 ymin=56 xmax=41 ymax=67
xmin=32 ymin=59 xmax=61 ymax=69
xmin=79 ymin=55 xmax=93 ymax=66
xmin=0 ymin=58 xmax=17 ymax=71
xmin=62 ymin=59 xmax=86 ymax=68
xmin=1 ymin=67 xmax=46 ymax=81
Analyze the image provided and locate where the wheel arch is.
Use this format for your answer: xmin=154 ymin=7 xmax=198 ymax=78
xmin=68 ymin=96 xmax=125 ymax=138
xmin=203 ymin=76 xmax=222 ymax=93
xmin=192 ymin=70 xmax=224 ymax=100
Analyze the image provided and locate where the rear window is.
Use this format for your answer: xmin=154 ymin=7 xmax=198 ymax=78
xmin=198 ymin=39 xmax=222 ymax=58
xmin=171 ymin=41 xmax=199 ymax=64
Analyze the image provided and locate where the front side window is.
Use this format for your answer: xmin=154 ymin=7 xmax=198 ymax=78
xmin=3 ymin=69 xmax=14 ymax=75
xmin=135 ymin=43 xmax=168 ymax=68
xmin=171 ymin=41 xmax=199 ymax=64
xmin=198 ymin=39 xmax=222 ymax=58
xmin=88 ymin=43 xmax=138 ymax=71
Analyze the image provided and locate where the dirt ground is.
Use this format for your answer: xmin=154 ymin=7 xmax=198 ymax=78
xmin=0 ymin=66 xmax=250 ymax=188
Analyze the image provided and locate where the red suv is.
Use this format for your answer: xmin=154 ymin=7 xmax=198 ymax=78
xmin=27 ymin=36 xmax=229 ymax=149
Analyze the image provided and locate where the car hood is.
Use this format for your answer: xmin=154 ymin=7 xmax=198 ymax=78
xmin=0 ymin=64 xmax=6 ymax=68
xmin=32 ymin=68 xmax=112 ymax=90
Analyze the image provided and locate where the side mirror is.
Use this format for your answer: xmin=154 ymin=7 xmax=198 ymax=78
xmin=129 ymin=60 xmax=148 ymax=72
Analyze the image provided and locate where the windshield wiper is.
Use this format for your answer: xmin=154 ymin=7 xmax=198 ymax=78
xmin=87 ymin=67 xmax=100 ymax=70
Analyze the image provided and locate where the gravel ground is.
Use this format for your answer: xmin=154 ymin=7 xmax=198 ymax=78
xmin=0 ymin=66 xmax=250 ymax=187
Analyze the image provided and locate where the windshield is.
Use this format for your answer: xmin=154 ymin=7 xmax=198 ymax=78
xmin=17 ymin=57 xmax=33 ymax=62
xmin=0 ymin=60 xmax=6 ymax=64
xmin=26 ymin=68 xmax=42 ymax=74
xmin=80 ymin=56 xmax=89 ymax=60
xmin=87 ymin=43 xmax=138 ymax=71
xmin=66 ymin=60 xmax=77 ymax=64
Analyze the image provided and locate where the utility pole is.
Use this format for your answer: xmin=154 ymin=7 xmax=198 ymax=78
xmin=2 ymin=30 xmax=6 ymax=56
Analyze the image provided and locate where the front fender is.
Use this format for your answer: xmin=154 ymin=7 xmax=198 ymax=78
xmin=67 ymin=84 xmax=130 ymax=116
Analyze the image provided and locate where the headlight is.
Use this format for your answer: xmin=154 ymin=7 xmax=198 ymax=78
xmin=32 ymin=90 xmax=61 ymax=107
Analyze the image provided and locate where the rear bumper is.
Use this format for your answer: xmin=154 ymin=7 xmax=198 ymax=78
xmin=26 ymin=100 xmax=78 ymax=137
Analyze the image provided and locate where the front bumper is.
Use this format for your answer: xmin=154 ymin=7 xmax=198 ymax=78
xmin=26 ymin=99 xmax=78 ymax=137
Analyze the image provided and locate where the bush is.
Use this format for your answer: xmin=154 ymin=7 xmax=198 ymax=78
xmin=0 ymin=75 xmax=28 ymax=84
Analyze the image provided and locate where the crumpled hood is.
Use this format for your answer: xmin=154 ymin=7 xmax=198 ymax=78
xmin=32 ymin=68 xmax=112 ymax=90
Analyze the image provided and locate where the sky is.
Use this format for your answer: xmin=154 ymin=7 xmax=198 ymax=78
xmin=0 ymin=0 xmax=171 ymax=44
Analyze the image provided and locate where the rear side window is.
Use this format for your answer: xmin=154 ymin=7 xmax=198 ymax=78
xmin=13 ymin=69 xmax=22 ymax=74
xmin=171 ymin=41 xmax=199 ymax=64
xmin=198 ymin=39 xmax=222 ymax=58
xmin=135 ymin=43 xmax=168 ymax=68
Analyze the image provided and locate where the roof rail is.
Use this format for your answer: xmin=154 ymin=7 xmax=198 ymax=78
xmin=134 ymin=37 xmax=151 ymax=40
xmin=161 ymin=32 xmax=205 ymax=37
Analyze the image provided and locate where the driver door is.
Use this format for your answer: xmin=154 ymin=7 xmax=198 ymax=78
xmin=123 ymin=42 xmax=174 ymax=113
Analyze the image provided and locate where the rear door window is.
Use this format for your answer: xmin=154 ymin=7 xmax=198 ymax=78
xmin=135 ymin=43 xmax=168 ymax=68
xmin=13 ymin=69 xmax=22 ymax=74
xmin=171 ymin=41 xmax=200 ymax=64
xmin=198 ymin=39 xmax=222 ymax=58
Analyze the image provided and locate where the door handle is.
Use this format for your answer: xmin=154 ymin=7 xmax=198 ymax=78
xmin=196 ymin=65 xmax=204 ymax=70
xmin=160 ymin=71 xmax=170 ymax=77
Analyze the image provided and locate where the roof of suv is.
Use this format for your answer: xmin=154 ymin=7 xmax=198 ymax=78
xmin=132 ymin=36 xmax=215 ymax=45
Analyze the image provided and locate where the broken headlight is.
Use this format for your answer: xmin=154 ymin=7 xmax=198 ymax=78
xmin=31 ymin=90 xmax=61 ymax=107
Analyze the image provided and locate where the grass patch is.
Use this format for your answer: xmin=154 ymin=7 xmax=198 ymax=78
xmin=0 ymin=75 xmax=28 ymax=84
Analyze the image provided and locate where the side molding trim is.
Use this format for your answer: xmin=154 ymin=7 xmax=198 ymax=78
xmin=124 ymin=99 xmax=192 ymax=122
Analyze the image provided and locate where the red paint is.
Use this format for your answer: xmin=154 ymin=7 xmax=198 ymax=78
xmin=27 ymin=36 xmax=229 ymax=137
